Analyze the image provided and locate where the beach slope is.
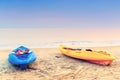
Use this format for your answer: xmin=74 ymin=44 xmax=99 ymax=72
xmin=0 ymin=46 xmax=120 ymax=80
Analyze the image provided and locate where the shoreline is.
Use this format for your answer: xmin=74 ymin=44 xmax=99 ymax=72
xmin=1 ymin=41 xmax=120 ymax=50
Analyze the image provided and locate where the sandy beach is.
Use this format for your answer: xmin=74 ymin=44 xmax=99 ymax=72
xmin=0 ymin=45 xmax=119 ymax=80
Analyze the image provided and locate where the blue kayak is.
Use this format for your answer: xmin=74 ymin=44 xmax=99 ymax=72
xmin=8 ymin=46 xmax=36 ymax=69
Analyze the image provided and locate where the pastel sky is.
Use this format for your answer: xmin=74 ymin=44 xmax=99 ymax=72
xmin=0 ymin=0 xmax=120 ymax=28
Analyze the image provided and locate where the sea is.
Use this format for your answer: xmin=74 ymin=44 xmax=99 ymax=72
xmin=0 ymin=27 xmax=120 ymax=49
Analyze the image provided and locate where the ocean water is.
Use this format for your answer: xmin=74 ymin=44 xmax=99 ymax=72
xmin=0 ymin=41 xmax=120 ymax=49
xmin=0 ymin=28 xmax=120 ymax=49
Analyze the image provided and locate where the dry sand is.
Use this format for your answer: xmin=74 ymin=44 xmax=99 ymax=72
xmin=0 ymin=46 xmax=120 ymax=80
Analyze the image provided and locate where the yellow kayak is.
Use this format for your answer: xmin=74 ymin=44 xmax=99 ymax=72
xmin=59 ymin=45 xmax=115 ymax=65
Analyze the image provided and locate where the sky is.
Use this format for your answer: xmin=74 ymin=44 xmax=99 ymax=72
xmin=0 ymin=0 xmax=120 ymax=28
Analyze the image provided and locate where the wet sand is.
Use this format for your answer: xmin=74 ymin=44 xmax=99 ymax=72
xmin=0 ymin=46 xmax=120 ymax=80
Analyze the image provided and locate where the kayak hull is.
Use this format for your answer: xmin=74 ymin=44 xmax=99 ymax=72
xmin=8 ymin=46 xmax=36 ymax=69
xmin=59 ymin=45 xmax=115 ymax=65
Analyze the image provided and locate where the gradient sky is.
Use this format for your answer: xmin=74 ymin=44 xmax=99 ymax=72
xmin=0 ymin=0 xmax=120 ymax=28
